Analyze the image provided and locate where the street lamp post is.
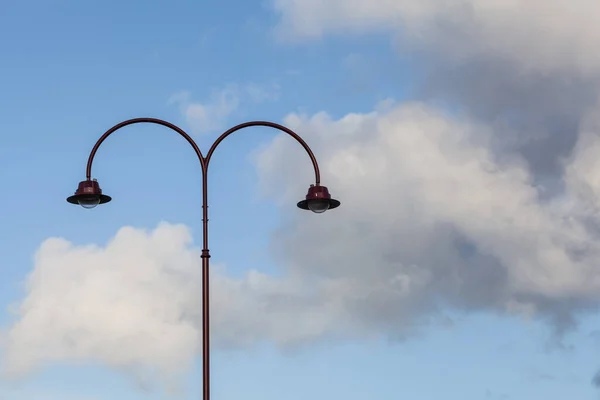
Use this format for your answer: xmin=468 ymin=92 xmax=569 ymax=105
xmin=66 ymin=117 xmax=340 ymax=400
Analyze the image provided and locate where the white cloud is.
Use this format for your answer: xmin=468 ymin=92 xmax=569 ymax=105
xmin=0 ymin=222 xmax=349 ymax=390
xmin=272 ymin=0 xmax=600 ymax=76
xmin=254 ymin=101 xmax=600 ymax=323
xmin=7 ymin=101 xmax=600 ymax=389
xmin=2 ymin=223 xmax=200 ymax=388
xmin=169 ymin=82 xmax=280 ymax=135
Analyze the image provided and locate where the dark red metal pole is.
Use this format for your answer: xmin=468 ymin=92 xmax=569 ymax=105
xmin=84 ymin=118 xmax=322 ymax=400
xmin=201 ymin=172 xmax=210 ymax=400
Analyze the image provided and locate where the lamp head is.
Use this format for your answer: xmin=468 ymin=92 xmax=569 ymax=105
xmin=297 ymin=184 xmax=340 ymax=213
xmin=66 ymin=179 xmax=111 ymax=209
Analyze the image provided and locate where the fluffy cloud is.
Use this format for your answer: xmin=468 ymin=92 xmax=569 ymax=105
xmin=169 ymin=81 xmax=280 ymax=135
xmin=269 ymin=3 xmax=600 ymax=341
xmin=0 ymin=222 xmax=351 ymax=390
xmin=1 ymin=224 xmax=201 ymax=388
xmin=256 ymin=101 xmax=600 ymax=328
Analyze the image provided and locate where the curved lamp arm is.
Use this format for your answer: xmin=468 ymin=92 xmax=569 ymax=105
xmin=85 ymin=117 xmax=205 ymax=179
xmin=205 ymin=120 xmax=321 ymax=185
xmin=83 ymin=119 xmax=321 ymax=185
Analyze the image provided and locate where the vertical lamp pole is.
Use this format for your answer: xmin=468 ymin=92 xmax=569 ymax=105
xmin=66 ymin=118 xmax=340 ymax=400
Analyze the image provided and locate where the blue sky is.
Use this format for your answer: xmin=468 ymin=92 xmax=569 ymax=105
xmin=2 ymin=0 xmax=600 ymax=399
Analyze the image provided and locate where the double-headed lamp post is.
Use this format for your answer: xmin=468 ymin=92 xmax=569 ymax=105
xmin=66 ymin=118 xmax=340 ymax=400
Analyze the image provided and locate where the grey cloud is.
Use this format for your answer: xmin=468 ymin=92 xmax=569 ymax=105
xmin=592 ymin=370 xmax=600 ymax=388
xmin=254 ymin=103 xmax=600 ymax=346
xmin=417 ymin=59 xmax=600 ymax=180
xmin=265 ymin=2 xmax=600 ymax=382
xmin=267 ymin=0 xmax=600 ymax=341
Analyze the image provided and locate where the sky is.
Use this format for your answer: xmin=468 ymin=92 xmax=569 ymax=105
xmin=2 ymin=0 xmax=600 ymax=399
